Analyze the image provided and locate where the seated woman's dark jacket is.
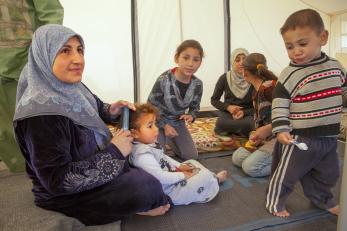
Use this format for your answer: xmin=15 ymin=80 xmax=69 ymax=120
xmin=14 ymin=95 xmax=126 ymax=205
xmin=211 ymin=73 xmax=254 ymax=115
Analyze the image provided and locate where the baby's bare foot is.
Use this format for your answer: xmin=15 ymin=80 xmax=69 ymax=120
xmin=327 ymin=205 xmax=339 ymax=215
xmin=273 ymin=209 xmax=290 ymax=217
xmin=217 ymin=170 xmax=227 ymax=183
xmin=137 ymin=204 xmax=170 ymax=216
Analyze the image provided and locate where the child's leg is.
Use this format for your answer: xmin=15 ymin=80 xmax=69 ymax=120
xmin=169 ymin=159 xmax=220 ymax=205
xmin=266 ymin=136 xmax=314 ymax=217
xmin=168 ymin=122 xmax=198 ymax=160
xmin=186 ymin=159 xmax=227 ymax=183
xmin=241 ymin=149 xmax=272 ymax=177
xmin=300 ymin=137 xmax=340 ymax=214
xmin=232 ymin=147 xmax=251 ymax=167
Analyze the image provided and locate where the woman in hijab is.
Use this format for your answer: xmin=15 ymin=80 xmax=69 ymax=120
xmin=13 ymin=24 xmax=171 ymax=226
xmin=211 ymin=48 xmax=254 ymax=137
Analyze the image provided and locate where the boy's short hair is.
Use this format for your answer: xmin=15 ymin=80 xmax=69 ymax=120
xmin=130 ymin=103 xmax=158 ymax=130
xmin=280 ymin=9 xmax=325 ymax=35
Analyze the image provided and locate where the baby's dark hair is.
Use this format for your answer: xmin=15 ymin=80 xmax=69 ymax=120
xmin=242 ymin=53 xmax=277 ymax=81
xmin=280 ymin=9 xmax=325 ymax=35
xmin=175 ymin=39 xmax=204 ymax=59
xmin=130 ymin=103 xmax=158 ymax=130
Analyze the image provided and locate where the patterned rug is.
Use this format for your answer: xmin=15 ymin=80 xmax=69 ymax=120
xmin=186 ymin=117 xmax=247 ymax=153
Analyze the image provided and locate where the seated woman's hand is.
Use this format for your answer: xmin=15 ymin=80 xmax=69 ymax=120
xmin=227 ymin=105 xmax=242 ymax=115
xmin=109 ymin=100 xmax=136 ymax=116
xmin=179 ymin=114 xmax=193 ymax=123
xmin=232 ymin=110 xmax=244 ymax=120
xmin=164 ymin=124 xmax=178 ymax=138
xmin=111 ymin=129 xmax=133 ymax=157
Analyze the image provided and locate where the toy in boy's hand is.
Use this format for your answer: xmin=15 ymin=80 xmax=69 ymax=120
xmin=121 ymin=107 xmax=130 ymax=130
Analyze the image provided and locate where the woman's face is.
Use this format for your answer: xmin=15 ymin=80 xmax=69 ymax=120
xmin=232 ymin=54 xmax=246 ymax=75
xmin=52 ymin=36 xmax=85 ymax=83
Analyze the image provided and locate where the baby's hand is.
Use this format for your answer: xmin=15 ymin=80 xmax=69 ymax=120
xmin=183 ymin=168 xmax=200 ymax=179
xmin=178 ymin=163 xmax=195 ymax=171
xmin=276 ymin=132 xmax=292 ymax=145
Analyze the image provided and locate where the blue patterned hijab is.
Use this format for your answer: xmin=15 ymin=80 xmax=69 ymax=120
xmin=13 ymin=24 xmax=111 ymax=149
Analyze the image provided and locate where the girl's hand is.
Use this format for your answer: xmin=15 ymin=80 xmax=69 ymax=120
xmin=179 ymin=114 xmax=193 ymax=123
xmin=249 ymin=131 xmax=263 ymax=146
xmin=227 ymin=105 xmax=242 ymax=115
xmin=164 ymin=124 xmax=178 ymax=138
xmin=249 ymin=124 xmax=273 ymax=145
xmin=232 ymin=110 xmax=244 ymax=120
xmin=109 ymin=100 xmax=136 ymax=116
xmin=276 ymin=132 xmax=292 ymax=145
xmin=110 ymin=129 xmax=133 ymax=157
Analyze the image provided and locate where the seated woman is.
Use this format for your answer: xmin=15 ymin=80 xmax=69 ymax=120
xmin=211 ymin=48 xmax=254 ymax=137
xmin=232 ymin=53 xmax=277 ymax=177
xmin=13 ymin=24 xmax=171 ymax=226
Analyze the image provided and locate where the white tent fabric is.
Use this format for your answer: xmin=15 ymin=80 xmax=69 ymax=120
xmin=137 ymin=0 xmax=225 ymax=109
xmin=60 ymin=0 xmax=134 ymax=103
xmin=61 ymin=0 xmax=335 ymax=109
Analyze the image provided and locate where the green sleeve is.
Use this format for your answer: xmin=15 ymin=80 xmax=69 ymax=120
xmin=33 ymin=0 xmax=64 ymax=26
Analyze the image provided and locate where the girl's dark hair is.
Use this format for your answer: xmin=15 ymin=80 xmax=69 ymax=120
xmin=130 ymin=103 xmax=158 ymax=130
xmin=175 ymin=39 xmax=204 ymax=59
xmin=242 ymin=53 xmax=277 ymax=81
xmin=280 ymin=9 xmax=325 ymax=35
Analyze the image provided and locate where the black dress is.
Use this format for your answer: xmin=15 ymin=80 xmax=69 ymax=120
xmin=211 ymin=73 xmax=254 ymax=136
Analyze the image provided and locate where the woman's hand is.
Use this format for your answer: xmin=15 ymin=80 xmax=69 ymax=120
xmin=179 ymin=114 xmax=193 ymax=123
xmin=109 ymin=100 xmax=136 ymax=116
xmin=164 ymin=124 xmax=178 ymax=138
xmin=227 ymin=105 xmax=242 ymax=115
xmin=276 ymin=132 xmax=292 ymax=145
xmin=110 ymin=129 xmax=133 ymax=157
xmin=232 ymin=110 xmax=244 ymax=120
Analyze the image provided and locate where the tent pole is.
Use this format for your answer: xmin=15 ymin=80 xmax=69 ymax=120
xmin=337 ymin=140 xmax=347 ymax=230
xmin=178 ymin=0 xmax=183 ymax=41
xmin=131 ymin=0 xmax=140 ymax=103
xmin=223 ymin=0 xmax=231 ymax=72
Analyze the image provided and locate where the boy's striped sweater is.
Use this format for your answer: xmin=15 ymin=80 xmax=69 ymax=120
xmin=272 ymin=53 xmax=346 ymax=137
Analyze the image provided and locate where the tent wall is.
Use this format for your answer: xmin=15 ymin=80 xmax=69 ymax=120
xmin=60 ymin=0 xmax=339 ymax=109
xmin=229 ymin=0 xmax=330 ymax=76
xmin=137 ymin=0 xmax=225 ymax=109
xmin=60 ymin=0 xmax=134 ymax=103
